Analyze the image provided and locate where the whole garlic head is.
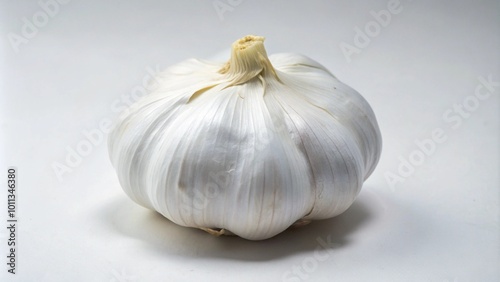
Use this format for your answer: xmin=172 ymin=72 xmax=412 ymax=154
xmin=108 ymin=35 xmax=382 ymax=240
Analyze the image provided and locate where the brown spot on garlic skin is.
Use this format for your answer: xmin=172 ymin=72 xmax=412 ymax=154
xmin=291 ymin=218 xmax=312 ymax=228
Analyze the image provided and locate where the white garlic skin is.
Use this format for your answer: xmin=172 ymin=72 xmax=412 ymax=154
xmin=108 ymin=36 xmax=382 ymax=240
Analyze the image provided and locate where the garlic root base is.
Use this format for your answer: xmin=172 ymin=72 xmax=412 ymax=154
xmin=199 ymin=227 xmax=236 ymax=236
xmin=200 ymin=218 xmax=312 ymax=237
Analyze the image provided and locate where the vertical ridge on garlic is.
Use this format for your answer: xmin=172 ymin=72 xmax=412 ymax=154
xmin=108 ymin=35 xmax=382 ymax=240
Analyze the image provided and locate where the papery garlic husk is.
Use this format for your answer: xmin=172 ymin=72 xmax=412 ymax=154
xmin=108 ymin=35 xmax=382 ymax=240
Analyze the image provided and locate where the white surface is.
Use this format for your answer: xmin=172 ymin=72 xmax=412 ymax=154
xmin=0 ymin=0 xmax=498 ymax=281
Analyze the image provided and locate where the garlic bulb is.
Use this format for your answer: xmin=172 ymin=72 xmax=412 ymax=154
xmin=108 ymin=35 xmax=382 ymax=240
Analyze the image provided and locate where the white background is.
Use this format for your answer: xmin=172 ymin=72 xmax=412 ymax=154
xmin=0 ymin=0 xmax=498 ymax=281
